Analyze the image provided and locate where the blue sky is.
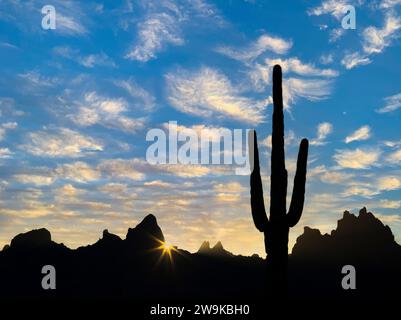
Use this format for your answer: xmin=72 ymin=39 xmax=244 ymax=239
xmin=0 ymin=0 xmax=400 ymax=256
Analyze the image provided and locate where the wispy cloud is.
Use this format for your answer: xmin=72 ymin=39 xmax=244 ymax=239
xmin=334 ymin=147 xmax=381 ymax=169
xmin=342 ymin=12 xmax=401 ymax=69
xmin=376 ymin=92 xmax=401 ymax=113
xmin=20 ymin=128 xmax=103 ymax=158
xmin=388 ymin=149 xmax=401 ymax=164
xmin=345 ymin=125 xmax=371 ymax=143
xmin=380 ymin=0 xmax=401 ymax=9
xmin=342 ymin=176 xmax=401 ymax=198
xmin=216 ymin=34 xmax=292 ymax=62
xmin=54 ymin=46 xmax=116 ymax=68
xmin=114 ymin=78 xmax=156 ymax=112
xmin=308 ymin=0 xmax=361 ymax=20
xmin=55 ymin=162 xmax=101 ymax=183
xmin=0 ymin=121 xmax=17 ymax=141
xmin=18 ymin=71 xmax=59 ymax=88
xmin=281 ymin=77 xmax=333 ymax=109
xmin=380 ymin=199 xmax=401 ymax=209
xmin=165 ymin=67 xmax=269 ymax=123
xmin=67 ymin=92 xmax=146 ymax=134
xmin=98 ymin=159 xmax=146 ymax=181
xmin=126 ymin=0 xmax=223 ymax=62
xmin=341 ymin=52 xmax=371 ymax=69
xmin=0 ymin=147 xmax=13 ymax=158
xmin=311 ymin=122 xmax=333 ymax=146
xmin=262 ymin=57 xmax=338 ymax=77
xmin=362 ymin=12 xmax=401 ymax=55
xmin=0 ymin=0 xmax=89 ymax=36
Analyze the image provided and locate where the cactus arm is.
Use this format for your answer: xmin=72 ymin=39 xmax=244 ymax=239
xmin=250 ymin=130 xmax=269 ymax=232
xmin=270 ymin=65 xmax=287 ymax=219
xmin=287 ymin=138 xmax=309 ymax=228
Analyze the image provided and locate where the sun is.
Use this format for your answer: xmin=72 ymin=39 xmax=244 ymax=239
xmin=162 ymin=242 xmax=173 ymax=252
xmin=154 ymin=239 xmax=178 ymax=266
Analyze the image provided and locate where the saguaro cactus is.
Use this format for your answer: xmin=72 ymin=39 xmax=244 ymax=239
xmin=250 ymin=65 xmax=309 ymax=292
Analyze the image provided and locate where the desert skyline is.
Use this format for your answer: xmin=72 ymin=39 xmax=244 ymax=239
xmin=0 ymin=0 xmax=401 ymax=257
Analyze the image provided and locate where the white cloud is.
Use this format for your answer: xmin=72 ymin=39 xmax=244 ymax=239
xmin=0 ymin=147 xmax=13 ymax=158
xmin=79 ymin=53 xmax=116 ymax=68
xmin=55 ymin=162 xmax=101 ymax=183
xmin=214 ymin=182 xmax=246 ymax=193
xmin=0 ymin=121 xmax=17 ymax=141
xmin=342 ymin=12 xmax=401 ymax=69
xmin=388 ymin=149 xmax=401 ymax=164
xmin=380 ymin=0 xmax=401 ymax=9
xmin=377 ymin=176 xmax=401 ymax=191
xmin=263 ymin=57 xmax=338 ymax=77
xmin=310 ymin=122 xmax=333 ymax=146
xmin=98 ymin=159 xmax=146 ymax=181
xmin=114 ymin=79 xmax=156 ymax=111
xmin=143 ymin=180 xmax=172 ymax=188
xmin=282 ymin=77 xmax=333 ymax=109
xmin=379 ymin=199 xmax=401 ymax=209
xmin=216 ymin=34 xmax=292 ymax=62
xmin=345 ymin=125 xmax=371 ymax=143
xmin=329 ymin=28 xmax=346 ymax=42
xmin=341 ymin=175 xmax=400 ymax=198
xmin=54 ymin=46 xmax=116 ymax=68
xmin=14 ymin=174 xmax=55 ymax=186
xmin=333 ymin=148 xmax=381 ymax=169
xmin=0 ymin=0 xmax=89 ymax=37
xmin=308 ymin=0 xmax=358 ymax=20
xmin=53 ymin=46 xmax=116 ymax=68
xmin=341 ymin=52 xmax=371 ymax=69
xmin=247 ymin=59 xmax=335 ymax=110
xmin=376 ymin=93 xmax=401 ymax=113
xmin=125 ymin=0 xmax=222 ymax=62
xmin=319 ymin=170 xmax=355 ymax=184
xmin=21 ymin=128 xmax=103 ymax=158
xmin=362 ymin=13 xmax=401 ymax=55
xmin=18 ymin=71 xmax=59 ymax=88
xmin=57 ymin=13 xmax=88 ymax=36
xmin=320 ymin=53 xmax=334 ymax=64
xmin=68 ymin=92 xmax=146 ymax=133
xmin=342 ymin=186 xmax=379 ymax=197
xmin=261 ymin=130 xmax=298 ymax=149
xmin=126 ymin=12 xmax=184 ymax=62
xmin=166 ymin=67 xmax=269 ymax=123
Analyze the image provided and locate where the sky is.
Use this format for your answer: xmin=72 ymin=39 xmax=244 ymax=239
xmin=0 ymin=0 xmax=400 ymax=256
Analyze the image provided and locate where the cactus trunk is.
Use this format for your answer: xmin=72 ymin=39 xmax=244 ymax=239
xmin=250 ymin=65 xmax=309 ymax=294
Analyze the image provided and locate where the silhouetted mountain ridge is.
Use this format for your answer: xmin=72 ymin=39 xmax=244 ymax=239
xmin=292 ymin=207 xmax=401 ymax=260
xmin=197 ymin=240 xmax=234 ymax=257
xmin=0 ymin=208 xmax=400 ymax=300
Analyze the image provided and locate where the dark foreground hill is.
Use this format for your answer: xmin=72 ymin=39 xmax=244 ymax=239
xmin=0 ymin=208 xmax=400 ymax=301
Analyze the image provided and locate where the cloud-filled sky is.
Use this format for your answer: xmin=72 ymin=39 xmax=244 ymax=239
xmin=0 ymin=0 xmax=400 ymax=256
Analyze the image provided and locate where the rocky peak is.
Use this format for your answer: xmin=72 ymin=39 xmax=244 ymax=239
xmin=198 ymin=241 xmax=211 ymax=253
xmin=292 ymin=208 xmax=400 ymax=260
xmin=197 ymin=241 xmax=233 ymax=257
xmin=126 ymin=214 xmax=164 ymax=250
xmin=10 ymin=228 xmax=52 ymax=249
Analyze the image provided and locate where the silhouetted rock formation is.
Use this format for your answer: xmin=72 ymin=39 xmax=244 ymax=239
xmin=0 ymin=209 xmax=400 ymax=302
xmin=11 ymin=228 xmax=52 ymax=248
xmin=198 ymin=241 xmax=211 ymax=253
xmin=289 ymin=207 xmax=401 ymax=298
xmin=126 ymin=213 xmax=164 ymax=250
xmin=197 ymin=241 xmax=233 ymax=257
xmin=9 ymin=228 xmax=68 ymax=252
xmin=249 ymin=64 xmax=309 ymax=292
xmin=292 ymin=207 xmax=401 ymax=260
